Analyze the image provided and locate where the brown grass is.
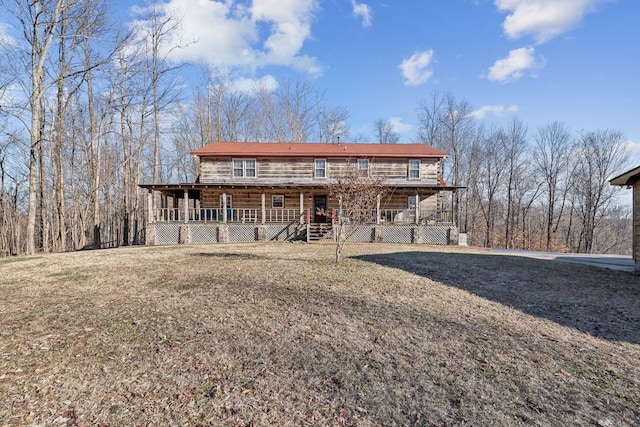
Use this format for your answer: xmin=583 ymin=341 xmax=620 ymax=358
xmin=1 ymin=243 xmax=639 ymax=426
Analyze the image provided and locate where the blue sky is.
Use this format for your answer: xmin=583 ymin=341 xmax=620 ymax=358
xmin=125 ymin=0 xmax=638 ymax=162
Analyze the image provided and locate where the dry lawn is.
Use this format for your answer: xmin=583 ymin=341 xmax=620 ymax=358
xmin=0 ymin=242 xmax=639 ymax=426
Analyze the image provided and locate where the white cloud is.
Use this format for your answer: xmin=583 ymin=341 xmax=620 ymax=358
xmin=488 ymin=47 xmax=542 ymax=83
xmin=351 ymin=0 xmax=372 ymax=28
xmin=494 ymin=0 xmax=611 ymax=43
xmin=0 ymin=23 xmax=17 ymax=47
xmin=389 ymin=117 xmax=412 ymax=135
xmin=625 ymin=139 xmax=640 ymax=164
xmin=398 ymin=50 xmax=435 ymax=86
xmin=131 ymin=0 xmax=322 ymax=75
xmin=230 ymin=75 xmax=279 ymax=94
xmin=470 ymin=104 xmax=519 ymax=119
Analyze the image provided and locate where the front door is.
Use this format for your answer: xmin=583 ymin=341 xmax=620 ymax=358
xmin=314 ymin=195 xmax=327 ymax=223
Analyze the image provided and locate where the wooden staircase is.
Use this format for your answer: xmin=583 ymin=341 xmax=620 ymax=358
xmin=307 ymin=223 xmax=333 ymax=241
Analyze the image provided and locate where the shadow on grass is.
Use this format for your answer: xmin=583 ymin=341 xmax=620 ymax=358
xmin=354 ymin=251 xmax=640 ymax=345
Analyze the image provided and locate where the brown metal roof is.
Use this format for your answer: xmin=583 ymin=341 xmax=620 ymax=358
xmin=190 ymin=142 xmax=448 ymax=158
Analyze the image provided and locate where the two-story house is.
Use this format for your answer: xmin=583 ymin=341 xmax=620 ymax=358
xmin=139 ymin=141 xmax=461 ymax=245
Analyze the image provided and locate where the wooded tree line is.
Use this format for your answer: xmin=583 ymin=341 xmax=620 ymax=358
xmin=417 ymin=92 xmax=631 ymax=254
xmin=0 ymin=1 xmax=632 ymax=256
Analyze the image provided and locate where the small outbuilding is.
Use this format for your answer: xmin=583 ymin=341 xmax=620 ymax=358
xmin=610 ymin=165 xmax=640 ymax=274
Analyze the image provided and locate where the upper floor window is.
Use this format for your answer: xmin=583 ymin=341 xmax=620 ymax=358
xmin=408 ymin=160 xmax=420 ymax=179
xmin=314 ymin=159 xmax=326 ymax=178
xmin=232 ymin=158 xmax=256 ymax=178
xmin=357 ymin=159 xmax=369 ymax=175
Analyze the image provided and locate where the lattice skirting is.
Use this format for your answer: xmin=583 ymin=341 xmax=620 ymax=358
xmin=267 ymin=224 xmax=303 ymax=241
xmin=191 ymin=224 xmax=219 ymax=243
xmin=381 ymin=226 xmax=413 ymax=243
xmin=155 ymin=223 xmax=182 ymax=245
xmin=346 ymin=227 xmax=375 ymax=242
xmin=227 ymin=225 xmax=256 ymax=242
xmin=419 ymin=225 xmax=451 ymax=245
xmin=346 ymin=225 xmax=451 ymax=244
xmin=148 ymin=224 xmax=453 ymax=245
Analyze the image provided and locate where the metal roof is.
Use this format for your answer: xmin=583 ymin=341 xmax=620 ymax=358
xmin=190 ymin=142 xmax=448 ymax=159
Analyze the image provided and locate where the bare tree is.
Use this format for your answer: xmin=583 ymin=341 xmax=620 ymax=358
xmin=328 ymin=167 xmax=386 ymax=263
xmin=416 ymin=92 xmax=475 ymax=228
xmin=374 ymin=119 xmax=399 ymax=144
xmin=503 ymin=118 xmax=528 ymax=248
xmin=133 ymin=3 xmax=183 ymax=185
xmin=573 ymin=129 xmax=629 ymax=253
xmin=0 ymin=0 xmax=69 ymax=253
xmin=47 ymin=0 xmax=107 ymax=252
xmin=473 ymin=127 xmax=508 ymax=247
xmin=254 ymin=81 xmax=286 ymax=142
xmin=279 ymin=79 xmax=315 ymax=143
xmin=592 ymin=204 xmax=632 ymax=254
xmin=316 ymin=104 xmax=350 ymax=143
xmin=416 ymin=90 xmax=445 ymax=146
xmin=532 ymin=122 xmax=573 ymax=251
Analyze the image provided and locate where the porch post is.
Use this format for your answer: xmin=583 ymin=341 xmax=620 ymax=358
xmin=299 ymin=191 xmax=304 ymax=224
xmin=147 ymin=189 xmax=154 ymax=223
xmin=222 ymin=192 xmax=227 ymax=223
xmin=415 ymin=193 xmax=420 ymax=225
xmin=452 ymin=189 xmax=456 ymax=227
xmin=172 ymin=194 xmax=179 ymax=222
xmin=261 ymin=191 xmax=266 ymax=225
xmin=376 ymin=193 xmax=381 ymax=225
xmin=183 ymin=188 xmax=189 ymax=223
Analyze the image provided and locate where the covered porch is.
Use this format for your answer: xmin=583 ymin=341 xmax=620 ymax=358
xmin=139 ymin=183 xmax=457 ymax=226
xmin=138 ymin=182 xmax=460 ymax=246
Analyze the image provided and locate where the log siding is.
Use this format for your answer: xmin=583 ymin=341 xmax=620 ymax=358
xmin=200 ymin=156 xmax=441 ymax=185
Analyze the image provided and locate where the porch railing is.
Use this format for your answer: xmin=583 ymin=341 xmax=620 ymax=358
xmin=154 ymin=208 xmax=302 ymax=224
xmin=154 ymin=207 xmax=453 ymax=225
xmin=378 ymin=209 xmax=453 ymax=224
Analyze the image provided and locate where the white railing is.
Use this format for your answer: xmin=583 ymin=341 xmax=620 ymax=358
xmin=155 ymin=208 xmax=182 ymax=222
xmin=155 ymin=208 xmax=302 ymax=224
xmin=154 ymin=207 xmax=453 ymax=225
xmin=263 ymin=209 xmax=301 ymax=223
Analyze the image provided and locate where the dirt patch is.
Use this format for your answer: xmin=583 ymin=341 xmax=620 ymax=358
xmin=1 ymin=243 xmax=638 ymax=426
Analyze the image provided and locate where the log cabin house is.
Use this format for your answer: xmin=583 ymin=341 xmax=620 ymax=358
xmin=610 ymin=165 xmax=640 ymax=274
xmin=139 ymin=141 xmax=461 ymax=245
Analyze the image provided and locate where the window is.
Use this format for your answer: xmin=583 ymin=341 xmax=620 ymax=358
xmin=232 ymin=158 xmax=256 ymax=178
xmin=314 ymin=159 xmax=326 ymax=178
xmin=357 ymin=159 xmax=369 ymax=175
xmin=272 ymin=195 xmax=284 ymax=208
xmin=408 ymin=196 xmax=417 ymax=210
xmin=408 ymin=159 xmax=420 ymax=179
